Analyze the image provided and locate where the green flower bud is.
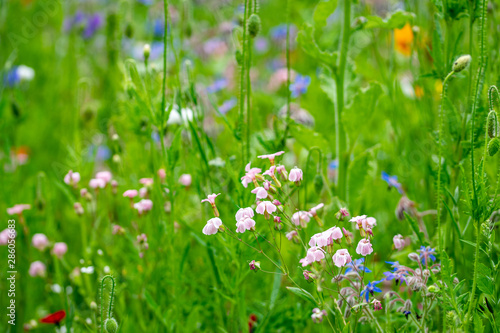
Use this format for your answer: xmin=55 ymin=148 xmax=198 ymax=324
xmin=452 ymin=55 xmax=472 ymax=73
xmin=235 ymin=50 xmax=243 ymax=66
xmin=488 ymin=137 xmax=500 ymax=156
xmin=488 ymin=110 xmax=497 ymax=138
xmin=104 ymin=318 xmax=118 ymax=333
xmin=247 ymin=14 xmax=261 ymax=38
xmin=143 ymin=44 xmax=151 ymax=61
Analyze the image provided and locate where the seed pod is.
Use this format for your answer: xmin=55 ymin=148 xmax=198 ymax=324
xmin=247 ymin=14 xmax=261 ymax=38
xmin=488 ymin=111 xmax=497 ymax=138
xmin=452 ymin=55 xmax=472 ymax=73
xmin=104 ymin=318 xmax=118 ymax=333
xmin=488 ymin=137 xmax=500 ymax=156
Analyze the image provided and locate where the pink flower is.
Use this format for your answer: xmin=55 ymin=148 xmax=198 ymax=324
xmin=251 ymin=187 xmax=268 ymax=200
xmin=324 ymin=226 xmax=343 ymax=244
xmin=291 ymin=211 xmax=311 ymax=227
xmin=257 ymin=151 xmax=285 ymax=165
xmin=311 ymin=308 xmax=327 ymax=323
xmin=158 ymin=168 xmax=166 ymax=182
xmin=179 ymin=174 xmax=192 ymax=186
xmin=303 ymin=270 xmax=314 ymax=281
xmin=288 ymin=167 xmax=303 ymax=183
xmin=201 ymin=193 xmax=221 ymax=205
xmin=74 ymin=202 xmax=84 ymax=216
xmin=373 ymin=299 xmax=382 ymax=311
xmin=286 ymin=230 xmax=298 ymax=241
xmin=0 ymin=228 xmax=14 ymax=245
xmin=309 ymin=232 xmax=330 ymax=247
xmin=64 ymin=170 xmax=81 ymax=186
xmin=29 ymin=261 xmax=46 ymax=277
xmin=123 ymin=190 xmax=138 ymax=198
xmin=139 ymin=187 xmax=148 ymax=198
xmin=53 ymin=242 xmax=68 ymax=258
xmin=112 ymin=225 xmax=124 ymax=235
xmin=256 ymin=201 xmax=277 ymax=215
xmin=89 ymin=178 xmax=106 ymax=189
xmin=350 ymin=215 xmax=376 ymax=230
xmin=96 ymin=171 xmax=112 ymax=184
xmin=202 ymin=217 xmax=223 ymax=235
xmin=249 ymin=260 xmax=260 ymax=271
xmin=236 ymin=207 xmax=254 ymax=221
xmin=140 ymin=178 xmax=154 ymax=186
xmin=236 ymin=218 xmax=256 ymax=233
xmin=263 ymin=166 xmax=277 ymax=178
xmin=356 ymin=238 xmax=374 ymax=256
xmin=305 ymin=246 xmax=325 ymax=264
xmin=80 ymin=188 xmax=88 ymax=197
xmin=332 ymin=249 xmax=352 ymax=267
xmin=309 ymin=203 xmax=324 ymax=217
xmin=336 ymin=207 xmax=349 ymax=220
xmin=134 ymin=199 xmax=153 ymax=214
xmin=276 ymin=165 xmax=288 ymax=178
xmin=32 ymin=233 xmax=49 ymax=251
xmin=393 ymin=234 xmax=405 ymax=250
xmin=7 ymin=204 xmax=31 ymax=215
xmin=241 ymin=162 xmax=262 ymax=188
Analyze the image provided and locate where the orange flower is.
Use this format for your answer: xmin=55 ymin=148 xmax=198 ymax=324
xmin=414 ymin=85 xmax=424 ymax=98
xmin=394 ymin=23 xmax=414 ymax=56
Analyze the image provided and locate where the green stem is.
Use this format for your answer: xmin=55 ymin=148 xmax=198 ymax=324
xmin=281 ymin=0 xmax=291 ymax=148
xmin=466 ymin=221 xmax=481 ymax=325
xmin=336 ymin=0 xmax=351 ymax=201
xmin=239 ymin=0 xmax=249 ymax=165
xmin=160 ymin=0 xmax=169 ymax=170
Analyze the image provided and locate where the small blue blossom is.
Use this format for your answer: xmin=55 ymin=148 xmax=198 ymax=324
xmin=417 ymin=246 xmax=436 ymax=265
xmin=345 ymin=258 xmax=371 ymax=274
xmin=383 ymin=271 xmax=407 ymax=285
xmin=207 ymin=78 xmax=227 ymax=94
xmin=381 ymin=171 xmax=404 ymax=194
xmin=137 ymin=0 xmax=153 ymax=5
xmin=329 ymin=159 xmax=339 ymax=171
xmin=290 ymin=74 xmax=311 ymax=98
xmin=360 ymin=281 xmax=383 ymax=302
xmin=83 ymin=14 xmax=103 ymax=39
xmin=270 ymin=24 xmax=296 ymax=41
xmin=385 ymin=261 xmax=401 ymax=271
xmin=403 ymin=310 xmax=411 ymax=319
xmin=218 ymin=98 xmax=237 ymax=114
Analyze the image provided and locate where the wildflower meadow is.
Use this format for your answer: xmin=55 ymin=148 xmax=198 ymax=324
xmin=1 ymin=0 xmax=500 ymax=332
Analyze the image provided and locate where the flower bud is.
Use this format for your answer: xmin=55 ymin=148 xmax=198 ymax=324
xmin=423 ymin=269 xmax=431 ymax=277
xmin=427 ymin=285 xmax=439 ymax=293
xmin=247 ymin=14 xmax=261 ymax=38
xmin=249 ymin=260 xmax=260 ymax=271
xmin=488 ymin=111 xmax=497 ymax=138
xmin=408 ymin=253 xmax=420 ymax=262
xmin=488 ymin=137 xmax=500 ymax=156
xmin=90 ymin=301 xmax=98 ymax=310
xmin=452 ymin=55 xmax=471 ymax=73
xmin=143 ymin=44 xmax=151 ymax=61
xmin=235 ymin=50 xmax=243 ymax=66
xmin=104 ymin=318 xmax=118 ymax=333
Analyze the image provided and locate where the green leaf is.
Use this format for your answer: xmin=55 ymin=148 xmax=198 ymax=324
xmin=286 ymin=287 xmax=318 ymax=305
xmin=342 ymin=82 xmax=383 ymax=144
xmin=297 ymin=23 xmax=338 ymax=68
xmin=477 ymin=264 xmax=495 ymax=295
xmin=313 ymin=0 xmax=338 ymax=28
xmin=474 ymin=312 xmax=485 ymax=333
xmin=364 ymin=10 xmax=415 ymax=29
xmin=404 ymin=212 xmax=427 ymax=246
xmin=289 ymin=122 xmax=330 ymax=150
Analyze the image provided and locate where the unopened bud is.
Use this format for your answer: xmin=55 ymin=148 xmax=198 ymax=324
xmin=143 ymin=44 xmax=151 ymax=61
xmin=408 ymin=253 xmax=420 ymax=262
xmin=488 ymin=137 xmax=500 ymax=156
xmin=247 ymin=14 xmax=261 ymax=38
xmin=452 ymin=55 xmax=471 ymax=73
xmin=104 ymin=318 xmax=118 ymax=333
xmin=488 ymin=111 xmax=497 ymax=138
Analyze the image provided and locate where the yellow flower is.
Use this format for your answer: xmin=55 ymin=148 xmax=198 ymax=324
xmin=394 ymin=23 xmax=414 ymax=56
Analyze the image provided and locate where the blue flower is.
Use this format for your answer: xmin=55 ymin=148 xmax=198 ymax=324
xmin=270 ymin=24 xmax=288 ymax=40
xmin=4 ymin=67 xmax=20 ymax=86
xmin=360 ymin=281 xmax=383 ymax=302
xmin=381 ymin=171 xmax=404 ymax=194
xmin=345 ymin=258 xmax=371 ymax=274
xmin=218 ymin=98 xmax=237 ymax=114
xmin=329 ymin=159 xmax=338 ymax=171
xmin=383 ymin=271 xmax=407 ymax=286
xmin=137 ymin=0 xmax=153 ymax=5
xmin=403 ymin=310 xmax=411 ymax=319
xmin=417 ymin=246 xmax=436 ymax=265
xmin=82 ymin=14 xmax=103 ymax=39
xmin=290 ymin=74 xmax=311 ymax=98
xmin=207 ymin=78 xmax=227 ymax=94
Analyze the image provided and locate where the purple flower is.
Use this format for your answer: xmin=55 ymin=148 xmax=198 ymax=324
xmin=290 ymin=74 xmax=311 ymax=98
xmin=383 ymin=271 xmax=407 ymax=286
xmin=137 ymin=0 xmax=153 ymax=5
xmin=218 ymin=98 xmax=237 ymax=114
xmin=360 ymin=281 xmax=383 ymax=302
xmin=207 ymin=78 xmax=227 ymax=94
xmin=270 ymin=24 xmax=296 ymax=41
xmin=417 ymin=246 xmax=436 ymax=265
xmin=152 ymin=19 xmax=166 ymax=38
xmin=345 ymin=258 xmax=371 ymax=274
xmin=381 ymin=171 xmax=404 ymax=194
xmin=82 ymin=14 xmax=103 ymax=39
xmin=254 ymin=37 xmax=269 ymax=53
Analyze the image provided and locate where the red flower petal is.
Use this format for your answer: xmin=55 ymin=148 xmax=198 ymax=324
xmin=40 ymin=310 xmax=66 ymax=324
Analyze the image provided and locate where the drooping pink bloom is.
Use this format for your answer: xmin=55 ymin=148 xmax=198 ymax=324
xmin=95 ymin=171 xmax=112 ymax=184
xmin=32 ymin=233 xmax=49 ymax=251
xmin=236 ymin=218 xmax=256 ymax=233
xmin=257 ymin=151 xmax=285 ymax=165
xmin=123 ymin=190 xmax=138 ymax=198
xmin=332 ymin=249 xmax=352 ymax=267
xmin=64 ymin=170 xmax=81 ymax=186
xmin=393 ymin=234 xmax=405 ymax=250
xmin=288 ymin=167 xmax=303 ymax=183
xmin=140 ymin=178 xmax=154 ymax=186
xmin=89 ymin=178 xmax=106 ymax=189
xmin=286 ymin=230 xmax=298 ymax=241
xmin=7 ymin=204 xmax=31 ymax=215
xmin=53 ymin=242 xmax=68 ymax=258
xmin=202 ymin=217 xmax=223 ymax=235
xmin=29 ymin=261 xmax=46 ymax=277
xmin=179 ymin=174 xmax=192 ymax=187
xmin=251 ymin=187 xmax=268 ymax=200
xmin=309 ymin=203 xmax=324 ymax=217
xmin=241 ymin=162 xmax=262 ymax=188
xmin=356 ymin=238 xmax=374 ymax=256
xmin=291 ymin=211 xmax=311 ymax=227
xmin=256 ymin=201 xmax=277 ymax=215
